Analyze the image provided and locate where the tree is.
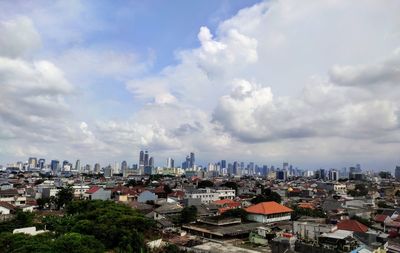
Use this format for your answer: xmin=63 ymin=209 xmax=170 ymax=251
xmin=222 ymin=182 xmax=238 ymax=193
xmin=251 ymin=188 xmax=282 ymax=204
xmin=197 ymin=180 xmax=214 ymax=189
xmin=53 ymin=233 xmax=105 ymax=253
xmin=54 ymin=185 xmax=74 ymax=210
xmin=164 ymin=184 xmax=173 ymax=194
xmin=347 ymin=184 xmax=368 ymax=197
xmin=221 ymin=208 xmax=248 ymax=221
xmin=37 ymin=198 xmax=50 ymax=210
xmin=180 ymin=206 xmax=197 ymax=224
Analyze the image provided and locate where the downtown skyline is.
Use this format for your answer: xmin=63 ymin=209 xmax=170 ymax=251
xmin=1 ymin=0 xmax=400 ymax=169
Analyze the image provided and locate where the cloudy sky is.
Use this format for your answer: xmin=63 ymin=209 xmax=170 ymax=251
xmin=0 ymin=0 xmax=400 ymax=170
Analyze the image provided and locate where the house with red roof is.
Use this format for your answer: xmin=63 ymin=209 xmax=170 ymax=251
xmin=337 ymin=219 xmax=369 ymax=233
xmin=213 ymin=199 xmax=241 ymax=214
xmin=245 ymin=201 xmax=293 ymax=223
xmin=85 ymin=186 xmax=111 ymax=200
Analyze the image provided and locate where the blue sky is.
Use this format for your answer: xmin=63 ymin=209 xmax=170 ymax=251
xmin=1 ymin=0 xmax=400 ymax=170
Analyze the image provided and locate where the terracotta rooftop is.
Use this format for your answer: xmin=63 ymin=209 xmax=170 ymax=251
xmin=0 ymin=201 xmax=16 ymax=211
xmin=86 ymin=186 xmax=101 ymax=194
xmin=375 ymin=214 xmax=388 ymax=223
xmin=337 ymin=219 xmax=369 ymax=233
xmin=245 ymin=201 xmax=293 ymax=215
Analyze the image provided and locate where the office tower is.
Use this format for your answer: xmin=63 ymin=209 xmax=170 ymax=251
xmin=189 ymin=152 xmax=195 ymax=168
xmin=144 ymin=151 xmax=149 ymax=166
xmin=276 ymin=170 xmax=287 ymax=181
xmin=121 ymin=161 xmax=128 ymax=171
xmin=103 ymin=165 xmax=112 ymax=177
xmin=113 ymin=162 xmax=120 ymax=174
xmin=283 ymin=162 xmax=289 ymax=171
xmin=356 ymin=164 xmax=361 ymax=172
xmin=50 ymin=160 xmax=59 ymax=172
xmin=166 ymin=157 xmax=174 ymax=168
xmin=262 ymin=165 xmax=268 ymax=176
xmin=319 ymin=169 xmax=326 ymax=180
xmin=85 ymin=164 xmax=91 ymax=173
xmin=149 ymin=157 xmax=154 ymax=168
xmin=28 ymin=157 xmax=37 ymax=169
xmin=329 ymin=169 xmax=339 ymax=181
xmin=94 ymin=163 xmax=101 ymax=173
xmin=395 ymin=166 xmax=400 ymax=181
xmin=233 ymin=161 xmax=238 ymax=175
xmin=75 ymin=159 xmax=81 ymax=172
xmin=38 ymin=159 xmax=45 ymax=169
xmin=221 ymin=160 xmax=227 ymax=170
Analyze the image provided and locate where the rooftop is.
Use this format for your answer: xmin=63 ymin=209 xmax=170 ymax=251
xmin=245 ymin=201 xmax=293 ymax=215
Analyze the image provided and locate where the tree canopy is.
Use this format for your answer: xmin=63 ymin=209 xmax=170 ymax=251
xmin=251 ymin=188 xmax=282 ymax=204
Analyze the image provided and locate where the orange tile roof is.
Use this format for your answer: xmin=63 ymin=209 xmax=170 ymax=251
xmin=337 ymin=219 xmax=368 ymax=233
xmin=245 ymin=201 xmax=293 ymax=215
xmin=298 ymin=203 xmax=315 ymax=209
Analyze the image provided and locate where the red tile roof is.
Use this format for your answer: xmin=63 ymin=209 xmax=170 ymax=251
xmin=214 ymin=199 xmax=236 ymax=205
xmin=245 ymin=201 xmax=293 ymax=215
xmin=337 ymin=219 xmax=369 ymax=233
xmin=374 ymin=214 xmax=387 ymax=223
xmin=86 ymin=186 xmax=101 ymax=194
xmin=0 ymin=201 xmax=16 ymax=211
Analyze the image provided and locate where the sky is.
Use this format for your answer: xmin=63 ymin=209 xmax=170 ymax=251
xmin=0 ymin=0 xmax=400 ymax=170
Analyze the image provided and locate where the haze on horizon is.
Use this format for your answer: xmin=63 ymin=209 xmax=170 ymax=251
xmin=0 ymin=0 xmax=399 ymax=170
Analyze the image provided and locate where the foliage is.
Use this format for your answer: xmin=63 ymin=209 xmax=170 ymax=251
xmin=377 ymin=201 xmax=391 ymax=208
xmin=222 ymin=182 xmax=238 ymax=192
xmin=347 ymin=184 xmax=368 ymax=197
xmin=351 ymin=215 xmax=372 ymax=227
xmin=66 ymin=200 xmax=155 ymax=251
xmin=251 ymin=188 xmax=282 ymax=204
xmin=291 ymin=206 xmax=326 ymax=220
xmin=54 ymin=185 xmax=74 ymax=209
xmin=0 ymin=209 xmax=35 ymax=233
xmin=0 ymin=232 xmax=104 ymax=253
xmin=180 ymin=206 xmax=197 ymax=224
xmin=163 ymin=184 xmax=173 ymax=194
xmin=221 ymin=208 xmax=248 ymax=221
xmin=124 ymin=179 xmax=142 ymax=187
xmin=53 ymin=232 xmax=105 ymax=253
xmin=197 ymin=180 xmax=214 ymax=189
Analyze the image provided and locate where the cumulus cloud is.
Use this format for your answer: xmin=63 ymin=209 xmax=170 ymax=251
xmin=0 ymin=16 xmax=41 ymax=58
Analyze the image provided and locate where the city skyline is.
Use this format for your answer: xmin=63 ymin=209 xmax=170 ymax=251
xmin=1 ymin=0 xmax=400 ymax=169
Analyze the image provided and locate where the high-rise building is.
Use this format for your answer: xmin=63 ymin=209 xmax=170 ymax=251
xmin=166 ymin=158 xmax=174 ymax=168
xmin=144 ymin=151 xmax=149 ymax=166
xmin=28 ymin=157 xmax=37 ymax=169
xmin=94 ymin=163 xmax=101 ymax=173
xmin=395 ymin=166 xmax=400 ymax=181
xmin=329 ymin=169 xmax=339 ymax=181
xmin=121 ymin=161 xmax=128 ymax=171
xmin=75 ymin=159 xmax=81 ymax=172
xmin=189 ymin=152 xmax=195 ymax=168
xmin=50 ymin=160 xmax=59 ymax=172
xmin=149 ymin=157 xmax=154 ymax=168
xmin=221 ymin=160 xmax=227 ymax=170
xmin=38 ymin=159 xmax=45 ymax=169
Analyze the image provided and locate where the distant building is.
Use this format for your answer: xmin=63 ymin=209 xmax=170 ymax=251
xmin=395 ymin=166 xmax=400 ymax=181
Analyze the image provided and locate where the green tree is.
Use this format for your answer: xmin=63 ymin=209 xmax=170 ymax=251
xmin=54 ymin=185 xmax=74 ymax=210
xmin=221 ymin=208 xmax=248 ymax=221
xmin=251 ymin=188 xmax=282 ymax=204
xmin=197 ymin=180 xmax=214 ymax=189
xmin=180 ymin=206 xmax=197 ymax=224
xmin=53 ymin=232 xmax=105 ymax=253
xmin=347 ymin=184 xmax=368 ymax=197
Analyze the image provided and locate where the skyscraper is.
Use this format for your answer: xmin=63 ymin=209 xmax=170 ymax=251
xmin=50 ymin=160 xmax=59 ymax=172
xmin=28 ymin=157 xmax=37 ymax=169
xmin=94 ymin=163 xmax=101 ymax=173
xmin=75 ymin=159 xmax=81 ymax=172
xmin=221 ymin=160 xmax=227 ymax=170
xmin=121 ymin=161 xmax=128 ymax=171
xmin=166 ymin=157 xmax=174 ymax=168
xmin=149 ymin=157 xmax=154 ymax=168
xmin=38 ymin=158 xmax=45 ymax=169
xmin=189 ymin=152 xmax=195 ymax=168
xmin=144 ymin=151 xmax=149 ymax=166
xmin=395 ymin=166 xmax=400 ymax=181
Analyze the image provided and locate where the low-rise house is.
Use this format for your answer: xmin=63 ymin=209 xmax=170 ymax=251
xmin=245 ymin=201 xmax=293 ymax=223
xmin=0 ymin=201 xmax=16 ymax=215
xmin=85 ymin=186 xmax=111 ymax=200
xmin=138 ymin=190 xmax=158 ymax=203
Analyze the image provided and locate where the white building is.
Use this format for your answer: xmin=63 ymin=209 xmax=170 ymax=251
xmin=245 ymin=201 xmax=293 ymax=223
